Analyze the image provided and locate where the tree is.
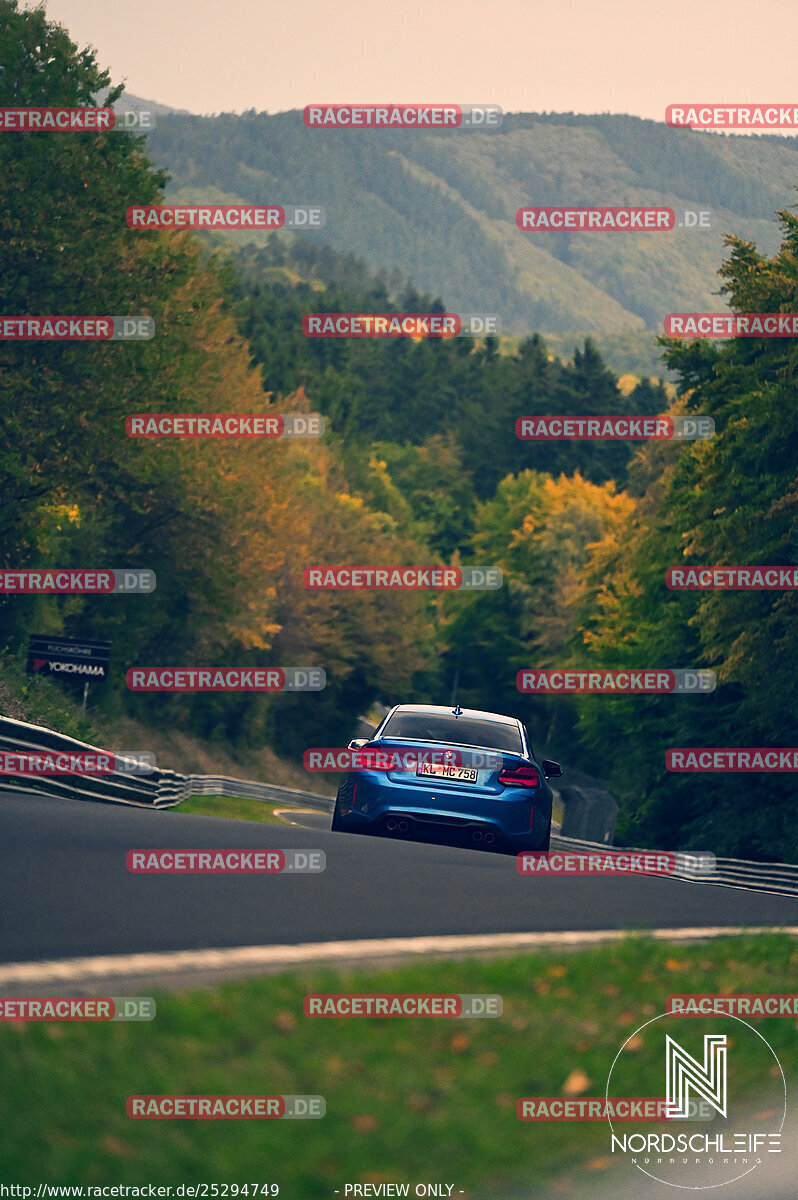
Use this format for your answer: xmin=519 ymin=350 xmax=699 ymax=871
xmin=573 ymin=210 xmax=798 ymax=860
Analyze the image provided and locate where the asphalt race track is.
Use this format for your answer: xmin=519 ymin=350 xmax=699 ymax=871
xmin=2 ymin=790 xmax=797 ymax=964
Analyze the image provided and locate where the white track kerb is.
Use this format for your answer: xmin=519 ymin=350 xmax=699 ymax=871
xmin=2 ymin=929 xmax=798 ymax=991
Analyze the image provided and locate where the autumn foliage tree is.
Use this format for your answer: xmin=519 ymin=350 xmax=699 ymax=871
xmin=0 ymin=0 xmax=432 ymax=750
xmin=572 ymin=212 xmax=798 ymax=859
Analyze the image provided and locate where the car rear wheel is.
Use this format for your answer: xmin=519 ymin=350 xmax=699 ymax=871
xmin=330 ymin=797 xmax=346 ymax=832
xmin=538 ymin=818 xmax=551 ymax=852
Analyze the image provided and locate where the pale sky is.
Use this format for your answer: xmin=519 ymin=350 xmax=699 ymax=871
xmin=29 ymin=0 xmax=798 ymax=120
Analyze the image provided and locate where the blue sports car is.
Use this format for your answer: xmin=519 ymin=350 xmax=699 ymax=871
xmin=331 ymin=703 xmax=562 ymax=852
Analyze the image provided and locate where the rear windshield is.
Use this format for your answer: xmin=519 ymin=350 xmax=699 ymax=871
xmin=379 ymin=713 xmax=523 ymax=754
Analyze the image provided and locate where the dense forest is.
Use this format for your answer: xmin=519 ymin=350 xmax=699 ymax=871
xmin=143 ymin=100 xmax=798 ymax=353
xmin=1 ymin=0 xmax=796 ymax=861
xmin=227 ymin=236 xmax=669 ymax=511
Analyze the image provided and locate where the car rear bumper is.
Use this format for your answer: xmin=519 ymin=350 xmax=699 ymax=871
xmin=334 ymin=773 xmax=552 ymax=849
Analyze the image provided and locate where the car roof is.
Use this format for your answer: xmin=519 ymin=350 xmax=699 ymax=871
xmin=385 ymin=704 xmax=522 ymax=728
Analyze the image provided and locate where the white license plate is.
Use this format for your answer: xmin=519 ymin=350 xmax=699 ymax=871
xmin=417 ymin=761 xmax=478 ymax=783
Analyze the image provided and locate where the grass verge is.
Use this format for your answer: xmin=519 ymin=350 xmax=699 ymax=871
xmin=174 ymin=796 xmax=303 ymax=825
xmin=0 ymin=934 xmax=795 ymax=1193
xmin=0 ymin=648 xmax=336 ymax=794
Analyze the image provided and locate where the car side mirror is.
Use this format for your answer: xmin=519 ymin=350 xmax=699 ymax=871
xmin=347 ymin=738 xmax=368 ymax=750
xmin=541 ymin=759 xmax=562 ymax=779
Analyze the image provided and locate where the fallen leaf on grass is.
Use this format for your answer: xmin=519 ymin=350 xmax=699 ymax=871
xmin=351 ymin=1114 xmax=379 ymax=1132
xmin=562 ymin=1068 xmax=591 ymax=1095
xmin=102 ymin=1137 xmax=130 ymax=1157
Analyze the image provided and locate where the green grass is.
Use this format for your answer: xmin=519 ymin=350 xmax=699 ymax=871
xmin=175 ymin=795 xmax=301 ymax=825
xmin=0 ymin=935 xmax=795 ymax=1193
xmin=0 ymin=648 xmax=102 ymax=745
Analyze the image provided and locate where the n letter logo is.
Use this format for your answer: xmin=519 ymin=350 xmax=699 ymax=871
xmin=666 ymin=1034 xmax=727 ymax=1118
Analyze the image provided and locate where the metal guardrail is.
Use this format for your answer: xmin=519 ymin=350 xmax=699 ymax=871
xmin=187 ymin=774 xmax=333 ymax=814
xmin=0 ymin=716 xmax=333 ymax=812
xmin=2 ymin=716 xmax=797 ymax=898
xmin=0 ymin=715 xmax=186 ymax=808
xmin=549 ymin=832 xmax=798 ymax=899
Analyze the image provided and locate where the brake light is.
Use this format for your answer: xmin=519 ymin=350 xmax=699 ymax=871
xmin=498 ymin=764 xmax=540 ymax=788
xmin=353 ymin=748 xmax=395 ymax=772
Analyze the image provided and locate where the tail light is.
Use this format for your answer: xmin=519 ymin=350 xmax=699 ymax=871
xmin=353 ymin=748 xmax=396 ymax=772
xmin=498 ymin=764 xmax=540 ymax=788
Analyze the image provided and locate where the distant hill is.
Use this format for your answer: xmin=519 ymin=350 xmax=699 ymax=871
xmin=139 ymin=108 xmax=798 ymax=357
xmin=103 ymin=89 xmax=192 ymax=117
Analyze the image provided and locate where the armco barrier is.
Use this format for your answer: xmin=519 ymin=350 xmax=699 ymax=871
xmin=2 ymin=716 xmax=797 ymax=897
xmin=186 ymin=773 xmax=332 ymax=814
xmin=0 ymin=715 xmax=186 ymax=808
xmin=0 ymin=716 xmax=332 ymax=812
xmin=548 ymin=833 xmax=798 ymax=900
